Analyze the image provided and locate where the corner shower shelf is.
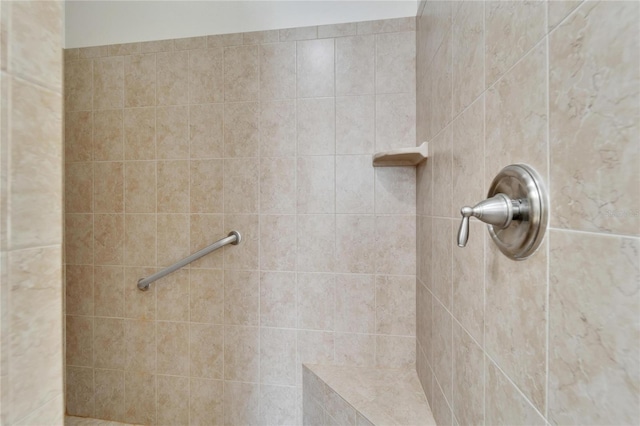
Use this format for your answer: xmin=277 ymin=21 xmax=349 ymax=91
xmin=372 ymin=142 xmax=428 ymax=167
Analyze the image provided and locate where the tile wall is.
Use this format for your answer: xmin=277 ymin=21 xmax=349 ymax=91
xmin=0 ymin=0 xmax=64 ymax=424
xmin=63 ymin=17 xmax=417 ymax=425
xmin=416 ymin=1 xmax=639 ymax=425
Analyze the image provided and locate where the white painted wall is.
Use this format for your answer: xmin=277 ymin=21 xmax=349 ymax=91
xmin=65 ymin=0 xmax=418 ymax=48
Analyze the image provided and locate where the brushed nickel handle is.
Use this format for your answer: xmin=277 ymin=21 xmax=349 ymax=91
xmin=457 ymin=194 xmax=525 ymax=248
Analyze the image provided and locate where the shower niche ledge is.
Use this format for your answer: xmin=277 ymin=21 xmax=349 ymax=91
xmin=373 ymin=142 xmax=428 ymax=167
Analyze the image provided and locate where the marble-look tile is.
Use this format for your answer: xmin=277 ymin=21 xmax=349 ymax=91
xmin=224 ymin=45 xmax=259 ymax=101
xmin=156 ymin=321 xmax=189 ymax=376
xmin=485 ymin=0 xmax=546 ymax=86
xmin=260 ymin=327 xmax=297 ymax=386
xmin=260 ymin=99 xmax=296 ymax=157
xmin=548 ymin=0 xmax=582 ymax=30
xmin=190 ymin=159 xmax=223 ymax=213
xmin=335 ymin=155 xmax=374 ymax=214
xmin=260 ymin=271 xmax=296 ymax=328
xmin=452 ymin=0 xmax=483 ymax=116
xmin=224 ymin=101 xmax=259 ymax=158
xmin=297 ymin=39 xmax=334 ymax=98
xmin=156 ymin=375 xmax=189 ymax=426
xmin=549 ymin=0 xmax=639 ymax=236
xmin=485 ymin=238 xmax=547 ymax=412
xmin=375 ymin=215 xmax=415 ymax=276
xmin=190 ymin=269 xmax=224 ymax=324
xmin=431 ymin=373 xmax=453 ymax=426
xmin=376 ymin=275 xmax=416 ymax=336
xmin=297 ymin=97 xmax=335 ymax=155
xmin=548 ymin=231 xmax=639 ymax=425
xmin=124 ymin=53 xmax=155 ymax=107
xmin=485 ymin=359 xmax=545 ymax=425
xmin=189 ymin=103 xmax=224 ymax=159
xmin=94 ymin=109 xmax=123 ymax=161
xmin=157 ymin=50 xmax=188 ymax=105
xmin=260 ymin=157 xmax=296 ymax=214
xmin=375 ymin=93 xmax=415 ymax=152
xmin=190 ymin=378 xmax=223 ymax=425
xmin=65 ymin=110 xmax=92 ymax=162
xmin=189 ymin=47 xmax=224 ymax=103
xmin=453 ymin=323 xmax=484 ymax=426
xmin=335 ymin=35 xmax=375 ymax=96
xmin=297 ymin=156 xmax=335 ymax=214
xmin=335 ymin=215 xmax=375 ymax=274
xmin=297 ymin=273 xmax=335 ymax=330
xmin=156 ymin=106 xmax=189 ymax=159
xmin=224 ymin=269 xmax=259 ymax=326
xmin=190 ymin=323 xmax=224 ymax=379
xmin=376 ymin=31 xmax=416 ymax=94
xmin=485 ymin=42 xmax=547 ymax=186
xmin=224 ymin=325 xmax=260 ymax=382
xmin=260 ymin=215 xmax=296 ymax=271
xmin=336 ymin=95 xmax=374 ymax=155
xmin=297 ymin=215 xmax=335 ymax=273
xmin=93 ymin=56 xmax=124 ymax=110
xmin=260 ymin=42 xmax=295 ymax=100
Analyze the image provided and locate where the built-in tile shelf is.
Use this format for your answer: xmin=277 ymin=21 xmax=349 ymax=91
xmin=372 ymin=142 xmax=428 ymax=167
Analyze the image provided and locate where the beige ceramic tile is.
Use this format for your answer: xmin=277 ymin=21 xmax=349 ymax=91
xmin=416 ymin=281 xmax=432 ymax=365
xmin=453 ymin=323 xmax=484 ymax=426
xmin=123 ymin=107 xmax=155 ymax=160
xmin=156 ymin=105 xmax=189 ymax=159
xmin=156 ymin=213 xmax=189 ymax=266
xmin=485 ymin=42 xmax=547 ymax=186
xmin=224 ymin=158 xmax=259 ymax=213
xmin=189 ymin=103 xmax=224 ymax=159
xmin=189 ymin=47 xmax=224 ymax=104
xmin=224 ymin=213 xmax=259 ymax=270
xmin=190 ymin=159 xmax=223 ymax=213
xmin=224 ymin=325 xmax=260 ymax=382
xmin=140 ymin=39 xmax=174 ymax=53
xmin=123 ymin=372 xmax=155 ymax=425
xmin=548 ymin=231 xmax=639 ymax=425
xmin=548 ymin=0 xmax=582 ymax=29
xmin=335 ymin=95 xmax=375 ymax=155
xmin=65 ymin=315 xmax=93 ymax=366
xmin=190 ymin=323 xmax=224 ymax=379
xmin=94 ymin=369 xmax=124 ymax=422
xmin=549 ymin=0 xmax=639 ymax=236
xmin=157 ymin=160 xmax=189 ymax=213
xmin=296 ymin=39 xmax=334 ymax=98
xmin=279 ymin=26 xmax=318 ymax=42
xmin=260 ymin=157 xmax=296 ymax=214
xmin=375 ymin=93 xmax=416 ymax=152
xmin=416 ymin=215 xmax=432 ymax=289
xmin=94 ymin=161 xmax=123 ymax=213
xmin=375 ymin=215 xmax=415 ymax=275
xmin=431 ymin=378 xmax=453 ymax=426
xmin=156 ymin=321 xmax=189 ymax=376
xmin=260 ymin=42 xmax=295 ymax=100
xmin=452 ymin=0 xmax=483 ymax=116
xmin=376 ymin=275 xmax=416 ymax=336
xmin=260 ymin=99 xmax=296 ymax=157
xmin=335 ymin=35 xmax=375 ymax=96
xmin=78 ymin=45 xmax=109 ymax=59
xmin=190 ymin=268 xmax=224 ymax=324
xmin=174 ymin=36 xmax=206 ymax=50
xmin=224 ymin=382 xmax=260 ymax=425
xmin=297 ymin=97 xmax=335 ymax=155
xmin=375 ymin=335 xmax=415 ymax=368
xmin=94 ymin=109 xmax=123 ymax=161
xmin=297 ymin=214 xmax=335 ymax=273
xmin=224 ymin=45 xmax=259 ymax=101
xmin=94 ymin=265 xmax=124 ymax=318
xmin=432 ymin=300 xmax=452 ymax=403
xmin=124 ymin=54 xmax=155 ymax=107
xmin=485 ymin=1 xmax=546 ymax=87
xmin=109 ymin=43 xmax=140 ymax=56
xmin=260 ymin=385 xmax=297 ymax=425
xmin=261 ymin=327 xmax=297 ymax=386
xmin=224 ymin=101 xmax=259 ymax=157
xmin=157 ymin=50 xmax=188 ymax=105
xmin=123 ymin=214 xmax=156 ymax=267
xmin=260 ymin=215 xmax=296 ymax=271
xmin=334 ymin=274 xmax=375 ymax=333
xmin=93 ymin=56 xmax=124 ymax=110
xmin=430 ymin=30 xmax=452 ymax=137
xmin=93 ymin=317 xmax=124 ymax=370
xmin=431 ymin=217 xmax=452 ymax=309
xmin=156 ymin=269 xmax=189 ymax=321
xmin=190 ymin=214 xmax=224 ymax=269
xmin=94 ymin=213 xmax=124 ymax=265
xmin=66 ymin=264 xmax=94 ymax=316
xmin=318 ymin=22 xmax=357 ymax=38
xmin=65 ymin=162 xmax=93 ymax=213
xmin=190 ymin=378 xmax=224 ymax=425
xmin=65 ymin=214 xmax=93 ymax=265
xmin=335 ymin=215 xmax=375 ymax=274
xmin=124 ymin=267 xmax=157 ymax=320
xmin=334 ymin=333 xmax=376 ymax=367
xmin=296 ymin=331 xmax=335 ymax=380
xmin=224 ymin=269 xmax=259 ymax=326
xmin=243 ymin=29 xmax=279 ymax=45
xmin=357 ymin=17 xmax=416 ymax=35
xmin=485 ymin=239 xmax=547 ymax=412
xmin=66 ymin=367 xmax=94 ymax=418
xmin=65 ymin=110 xmax=92 ymax=162
xmin=260 ymin=271 xmax=296 ymax=328
xmin=64 ymin=59 xmax=92 ymax=111
xmin=124 ymin=319 xmax=156 ymax=372
xmin=375 ymin=166 xmax=416 ymax=215
xmin=485 ymin=359 xmax=545 ymax=426
xmin=297 ymin=273 xmax=335 ymax=330
xmin=376 ymin=31 xmax=416 ymax=94
xmin=297 ymin=156 xmax=335 ymax=214
xmin=157 ymin=375 xmax=189 ymax=426
xmin=335 ymin=155 xmax=374 ymax=214
xmin=124 ymin=161 xmax=155 ymax=213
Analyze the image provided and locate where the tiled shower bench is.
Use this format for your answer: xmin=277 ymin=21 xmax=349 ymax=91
xmin=303 ymin=364 xmax=436 ymax=425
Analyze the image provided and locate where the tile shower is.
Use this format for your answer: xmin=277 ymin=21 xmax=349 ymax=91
xmin=63 ymin=17 xmax=418 ymax=425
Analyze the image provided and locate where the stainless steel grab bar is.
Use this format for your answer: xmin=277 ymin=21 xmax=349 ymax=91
xmin=137 ymin=231 xmax=241 ymax=291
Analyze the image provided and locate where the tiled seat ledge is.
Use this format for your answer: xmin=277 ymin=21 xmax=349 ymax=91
xmin=303 ymin=364 xmax=436 ymax=425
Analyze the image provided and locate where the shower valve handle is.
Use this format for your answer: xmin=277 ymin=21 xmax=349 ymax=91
xmin=457 ymin=194 xmax=527 ymax=247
